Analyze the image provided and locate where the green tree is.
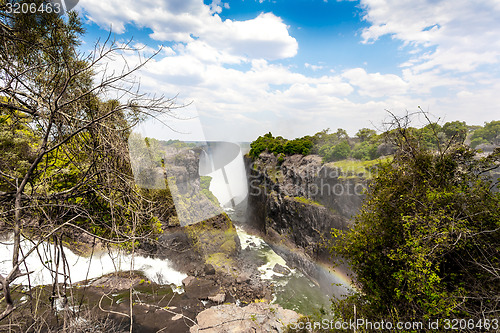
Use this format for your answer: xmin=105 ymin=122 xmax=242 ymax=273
xmin=417 ymin=123 xmax=442 ymax=149
xmin=335 ymin=128 xmax=348 ymax=140
xmin=352 ymin=141 xmax=379 ymax=160
xmin=355 ymin=128 xmax=377 ymax=142
xmin=323 ymin=141 xmax=351 ymax=162
xmin=470 ymin=120 xmax=500 ymax=147
xmin=331 ymin=115 xmax=500 ymax=326
xmin=248 ymin=133 xmax=313 ymax=158
xmin=0 ymin=4 xmax=176 ymax=321
xmin=442 ymin=120 xmax=467 ymax=143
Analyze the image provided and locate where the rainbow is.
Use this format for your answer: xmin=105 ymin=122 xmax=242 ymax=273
xmin=262 ymin=238 xmax=356 ymax=293
xmin=317 ymin=260 xmax=356 ymax=292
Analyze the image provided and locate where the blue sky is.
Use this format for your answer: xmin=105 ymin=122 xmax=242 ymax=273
xmin=76 ymin=0 xmax=500 ymax=142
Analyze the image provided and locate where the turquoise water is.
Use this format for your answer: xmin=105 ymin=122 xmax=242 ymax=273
xmin=235 ymin=226 xmax=333 ymax=316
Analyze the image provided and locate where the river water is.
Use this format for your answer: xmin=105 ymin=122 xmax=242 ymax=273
xmin=203 ymin=143 xmax=351 ymax=316
xmin=0 ymin=235 xmax=186 ymax=288
xmin=235 ymin=225 xmax=334 ymax=315
xmin=0 ymin=229 xmax=337 ymax=316
xmin=0 ymin=140 xmax=350 ymax=317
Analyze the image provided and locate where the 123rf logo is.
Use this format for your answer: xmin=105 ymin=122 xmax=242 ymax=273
xmin=5 ymin=0 xmax=79 ymax=16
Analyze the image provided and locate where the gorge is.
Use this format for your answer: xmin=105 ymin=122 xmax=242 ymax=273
xmin=0 ymin=141 xmax=364 ymax=332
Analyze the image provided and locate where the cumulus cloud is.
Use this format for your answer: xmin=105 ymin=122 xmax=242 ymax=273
xmin=342 ymin=68 xmax=408 ymax=98
xmin=358 ymin=0 xmax=500 ymax=73
xmin=342 ymin=0 xmax=500 ymax=124
xmin=79 ymin=0 xmax=500 ymax=141
xmin=81 ymin=0 xmax=297 ymax=61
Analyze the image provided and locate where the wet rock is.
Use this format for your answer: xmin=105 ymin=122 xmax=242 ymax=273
xmin=208 ymin=293 xmax=225 ymax=303
xmin=182 ymin=276 xmax=195 ymax=287
xmin=273 ymin=263 xmax=290 ymax=275
xmin=245 ymin=152 xmax=363 ymax=262
xmin=191 ymin=302 xmax=300 ymax=333
xmin=204 ymin=264 xmax=216 ymax=275
xmin=236 ymin=274 xmax=250 ymax=283
xmin=183 ymin=278 xmax=219 ymax=301
xmin=90 ymin=272 xmax=144 ymax=291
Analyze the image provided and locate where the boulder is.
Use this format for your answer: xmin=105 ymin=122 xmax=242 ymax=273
xmin=236 ymin=274 xmax=250 ymax=284
xmin=90 ymin=272 xmax=144 ymax=291
xmin=182 ymin=275 xmax=195 ymax=287
xmin=191 ymin=303 xmax=300 ymax=333
xmin=273 ymin=263 xmax=291 ymax=275
xmin=204 ymin=264 xmax=216 ymax=275
xmin=208 ymin=293 xmax=226 ymax=303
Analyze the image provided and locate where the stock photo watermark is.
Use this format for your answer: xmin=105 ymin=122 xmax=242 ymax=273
xmin=5 ymin=0 xmax=78 ymax=16
xmin=289 ymin=317 xmax=500 ymax=331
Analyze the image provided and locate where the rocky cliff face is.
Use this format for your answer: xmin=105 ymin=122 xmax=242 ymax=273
xmin=245 ymin=152 xmax=366 ymax=264
xmin=141 ymin=146 xmax=273 ymax=310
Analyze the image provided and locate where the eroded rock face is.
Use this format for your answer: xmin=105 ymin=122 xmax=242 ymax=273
xmin=191 ymin=303 xmax=301 ymax=333
xmin=245 ymin=153 xmax=365 ymax=262
xmin=244 ymin=153 xmax=365 ymax=293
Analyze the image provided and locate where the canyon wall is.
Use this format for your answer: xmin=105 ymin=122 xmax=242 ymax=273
xmin=245 ymin=152 xmax=368 ymax=283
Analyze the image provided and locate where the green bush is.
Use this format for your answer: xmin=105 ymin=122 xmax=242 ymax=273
xmin=331 ymin=123 xmax=500 ymax=324
xmin=248 ymin=132 xmax=313 ymax=159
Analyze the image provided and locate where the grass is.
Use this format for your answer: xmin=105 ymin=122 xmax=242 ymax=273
xmin=292 ymin=196 xmax=323 ymax=207
xmin=326 ymin=156 xmax=393 ymax=179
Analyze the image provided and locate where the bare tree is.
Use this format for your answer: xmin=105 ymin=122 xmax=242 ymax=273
xmin=0 ymin=6 xmax=179 ymax=327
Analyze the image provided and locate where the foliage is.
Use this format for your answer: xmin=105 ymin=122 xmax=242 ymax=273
xmin=292 ymin=196 xmax=323 ymax=207
xmin=162 ymin=139 xmax=196 ymax=149
xmin=327 ymin=157 xmax=392 ymax=179
xmin=200 ymin=176 xmax=219 ymax=206
xmin=442 ymin=121 xmax=467 ymax=144
xmin=0 ymin=108 xmax=38 ymax=192
xmin=416 ymin=123 xmax=443 ymax=149
xmin=321 ymin=140 xmax=352 ymax=162
xmin=0 ymin=3 xmax=187 ymax=328
xmin=248 ymin=132 xmax=313 ymax=158
xmin=470 ymin=120 xmax=500 ymax=148
xmin=351 ymin=141 xmax=379 ymax=160
xmin=0 ymin=2 xmax=176 ymax=271
xmin=330 ymin=116 xmax=500 ymax=325
xmin=355 ymin=128 xmax=377 ymax=142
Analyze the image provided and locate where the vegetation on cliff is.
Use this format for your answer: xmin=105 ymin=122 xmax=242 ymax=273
xmin=0 ymin=3 xmax=184 ymax=326
xmin=248 ymin=119 xmax=499 ymax=163
xmin=0 ymin=7 xmax=175 ymax=248
xmin=330 ymin=114 xmax=500 ymax=328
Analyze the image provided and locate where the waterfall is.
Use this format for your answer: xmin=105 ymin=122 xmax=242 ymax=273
xmin=199 ymin=141 xmax=248 ymax=209
xmin=0 ymin=235 xmax=186 ymax=287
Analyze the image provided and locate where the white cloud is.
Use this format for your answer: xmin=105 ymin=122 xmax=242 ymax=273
xmin=305 ymin=63 xmax=324 ymax=71
xmin=342 ymin=68 xmax=408 ymax=98
xmin=81 ymin=0 xmax=500 ymax=142
xmin=82 ymin=0 xmax=297 ymax=61
xmin=358 ymin=0 xmax=500 ymax=73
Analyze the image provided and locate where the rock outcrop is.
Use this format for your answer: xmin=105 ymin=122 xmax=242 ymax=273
xmin=191 ymin=303 xmax=300 ymax=333
xmin=246 ymin=153 xmax=366 ymax=260
xmin=244 ymin=152 xmax=368 ymax=291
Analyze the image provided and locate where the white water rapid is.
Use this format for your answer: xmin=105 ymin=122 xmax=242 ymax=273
xmin=0 ymin=235 xmax=186 ymax=287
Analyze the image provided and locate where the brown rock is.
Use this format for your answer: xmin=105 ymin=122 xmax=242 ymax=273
xmin=236 ymin=274 xmax=250 ymax=283
xmin=204 ymin=264 xmax=216 ymax=275
xmin=90 ymin=272 xmax=144 ymax=291
xmin=182 ymin=275 xmax=195 ymax=287
xmin=272 ymin=263 xmax=291 ymax=275
xmin=208 ymin=293 xmax=225 ymax=303
xmin=191 ymin=303 xmax=301 ymax=333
